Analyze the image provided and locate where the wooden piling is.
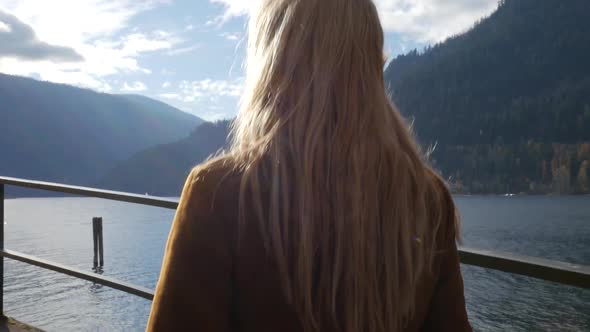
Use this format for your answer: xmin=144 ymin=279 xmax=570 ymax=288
xmin=97 ymin=218 xmax=104 ymax=267
xmin=92 ymin=217 xmax=104 ymax=267
xmin=92 ymin=218 xmax=98 ymax=267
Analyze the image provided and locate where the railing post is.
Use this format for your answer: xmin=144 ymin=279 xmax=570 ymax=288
xmin=1 ymin=184 xmax=5 ymax=316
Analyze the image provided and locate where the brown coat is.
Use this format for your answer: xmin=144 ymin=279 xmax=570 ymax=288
xmin=146 ymin=162 xmax=472 ymax=332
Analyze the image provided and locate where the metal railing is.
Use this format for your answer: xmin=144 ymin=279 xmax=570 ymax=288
xmin=0 ymin=175 xmax=589 ymax=316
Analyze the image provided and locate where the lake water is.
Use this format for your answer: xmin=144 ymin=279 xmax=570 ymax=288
xmin=3 ymin=195 xmax=590 ymax=331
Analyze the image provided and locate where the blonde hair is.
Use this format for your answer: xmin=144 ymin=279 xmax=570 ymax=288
xmin=210 ymin=0 xmax=458 ymax=330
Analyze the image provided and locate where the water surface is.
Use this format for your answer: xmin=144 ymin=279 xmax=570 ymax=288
xmin=3 ymin=195 xmax=590 ymax=331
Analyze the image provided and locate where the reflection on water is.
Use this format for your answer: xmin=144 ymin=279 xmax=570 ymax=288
xmin=92 ymin=266 xmax=104 ymax=274
xmin=3 ymin=196 xmax=590 ymax=331
xmin=90 ymin=266 xmax=104 ymax=294
xmin=89 ymin=283 xmax=104 ymax=293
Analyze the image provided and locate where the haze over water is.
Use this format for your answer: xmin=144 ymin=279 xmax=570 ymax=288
xmin=3 ymin=195 xmax=590 ymax=331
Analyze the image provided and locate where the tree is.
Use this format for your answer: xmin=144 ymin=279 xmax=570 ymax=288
xmin=577 ymin=160 xmax=590 ymax=193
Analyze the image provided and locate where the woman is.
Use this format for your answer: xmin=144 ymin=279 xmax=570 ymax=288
xmin=147 ymin=0 xmax=471 ymax=331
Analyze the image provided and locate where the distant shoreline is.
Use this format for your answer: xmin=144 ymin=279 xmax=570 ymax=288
xmin=6 ymin=191 xmax=589 ymax=200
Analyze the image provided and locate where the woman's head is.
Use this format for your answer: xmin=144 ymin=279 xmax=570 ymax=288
xmin=221 ymin=0 xmax=457 ymax=331
xmin=234 ymin=0 xmax=388 ymax=150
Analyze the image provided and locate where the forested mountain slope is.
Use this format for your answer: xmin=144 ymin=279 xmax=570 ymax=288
xmin=384 ymin=0 xmax=590 ymax=193
xmin=98 ymin=121 xmax=231 ymax=196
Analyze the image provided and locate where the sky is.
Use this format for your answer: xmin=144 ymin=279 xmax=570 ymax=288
xmin=0 ymin=0 xmax=499 ymax=121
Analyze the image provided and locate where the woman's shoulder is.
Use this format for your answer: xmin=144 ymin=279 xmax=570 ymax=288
xmin=183 ymin=156 xmax=243 ymax=213
xmin=190 ymin=157 xmax=242 ymax=187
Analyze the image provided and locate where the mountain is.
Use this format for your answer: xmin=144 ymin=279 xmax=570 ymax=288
xmin=98 ymin=120 xmax=231 ymax=196
xmin=0 ymin=73 xmax=203 ymax=193
xmin=384 ymin=0 xmax=590 ymax=194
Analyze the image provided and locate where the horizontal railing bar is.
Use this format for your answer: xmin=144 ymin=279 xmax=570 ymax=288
xmin=1 ymin=249 xmax=154 ymax=300
xmin=1 ymin=176 xmax=589 ymax=290
xmin=0 ymin=176 xmax=178 ymax=210
xmin=459 ymin=247 xmax=590 ymax=289
xmin=2 ymin=246 xmax=589 ymax=303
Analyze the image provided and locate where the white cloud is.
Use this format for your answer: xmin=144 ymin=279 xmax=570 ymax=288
xmin=179 ymin=78 xmax=243 ymax=102
xmin=0 ymin=10 xmax=83 ymax=62
xmin=121 ymin=81 xmax=147 ymax=92
xmin=159 ymin=92 xmax=181 ymax=100
xmin=220 ymin=32 xmax=240 ymax=41
xmin=208 ymin=0 xmax=498 ymax=43
xmin=74 ymin=32 xmax=176 ymax=77
xmin=153 ymin=78 xmax=245 ymax=104
xmin=0 ymin=20 xmax=10 ymax=32
xmin=155 ymin=78 xmax=243 ymax=120
xmin=167 ymin=44 xmax=200 ymax=56
xmin=0 ymin=0 xmax=173 ymax=89
xmin=120 ymin=32 xmax=177 ymax=55
xmin=0 ymin=57 xmax=111 ymax=91
xmin=210 ymin=0 xmax=254 ymax=21
xmin=374 ymin=0 xmax=499 ymax=42
xmin=1 ymin=0 xmax=170 ymax=45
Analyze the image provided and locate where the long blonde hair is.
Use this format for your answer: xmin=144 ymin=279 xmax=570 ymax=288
xmin=214 ymin=0 xmax=457 ymax=330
